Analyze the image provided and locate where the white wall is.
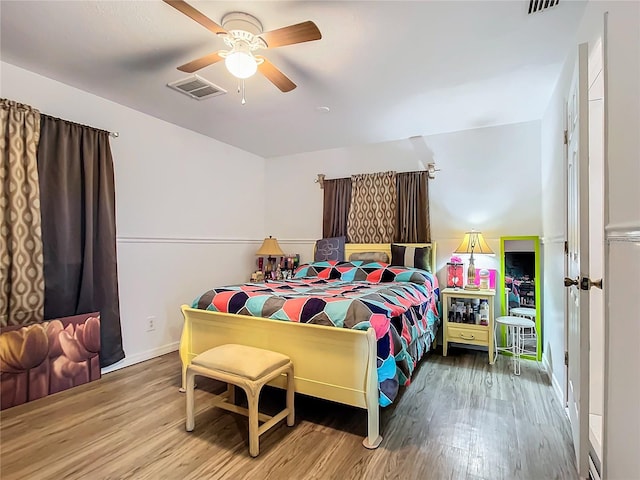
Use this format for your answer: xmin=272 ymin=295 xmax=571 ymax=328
xmin=0 ymin=62 xmax=266 ymax=370
xmin=599 ymin=2 xmax=640 ymax=478
xmin=266 ymin=121 xmax=543 ymax=306
xmin=540 ymin=41 xmax=573 ymax=404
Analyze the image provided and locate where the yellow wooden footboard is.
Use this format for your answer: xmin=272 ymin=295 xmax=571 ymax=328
xmin=179 ymin=305 xmax=382 ymax=448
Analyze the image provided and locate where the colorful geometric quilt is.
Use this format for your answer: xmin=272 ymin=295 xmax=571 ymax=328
xmin=192 ymin=261 xmax=440 ymax=406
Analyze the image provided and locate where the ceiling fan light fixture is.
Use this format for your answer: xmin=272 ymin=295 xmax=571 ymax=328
xmin=225 ymin=49 xmax=257 ymax=79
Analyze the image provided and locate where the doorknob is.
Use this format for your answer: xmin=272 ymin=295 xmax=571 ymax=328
xmin=580 ymin=277 xmax=603 ymax=290
xmin=564 ymin=277 xmax=579 ymax=287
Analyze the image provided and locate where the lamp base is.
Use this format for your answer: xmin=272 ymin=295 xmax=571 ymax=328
xmin=464 ymin=284 xmax=480 ymax=291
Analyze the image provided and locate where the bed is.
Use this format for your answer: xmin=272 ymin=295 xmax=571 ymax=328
xmin=178 ymin=243 xmax=438 ymax=448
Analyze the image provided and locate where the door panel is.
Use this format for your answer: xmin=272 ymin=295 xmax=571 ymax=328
xmin=587 ymin=38 xmax=605 ymax=466
xmin=566 ymin=42 xmax=590 ymax=479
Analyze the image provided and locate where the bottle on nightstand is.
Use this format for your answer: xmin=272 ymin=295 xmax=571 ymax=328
xmin=479 ymin=300 xmax=489 ymax=326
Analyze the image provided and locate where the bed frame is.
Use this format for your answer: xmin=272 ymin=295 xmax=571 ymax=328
xmin=178 ymin=243 xmax=436 ymax=449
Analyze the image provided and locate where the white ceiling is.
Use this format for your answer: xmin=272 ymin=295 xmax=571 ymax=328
xmin=0 ymin=0 xmax=587 ymax=158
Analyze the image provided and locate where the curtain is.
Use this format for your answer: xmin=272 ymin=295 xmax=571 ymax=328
xmin=396 ymin=171 xmax=431 ymax=242
xmin=347 ymin=171 xmax=397 ymax=243
xmin=37 ymin=115 xmax=124 ymax=367
xmin=322 ymin=177 xmax=352 ymax=238
xmin=0 ymin=99 xmax=45 ymax=326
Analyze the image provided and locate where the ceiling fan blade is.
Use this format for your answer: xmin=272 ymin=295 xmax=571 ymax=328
xmin=163 ymin=0 xmax=227 ymax=35
xmin=178 ymin=51 xmax=224 ymax=73
xmin=257 ymin=58 xmax=296 ymax=92
xmin=259 ymin=21 xmax=321 ymax=48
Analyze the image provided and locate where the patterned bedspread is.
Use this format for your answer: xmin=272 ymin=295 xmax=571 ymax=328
xmin=192 ymin=261 xmax=440 ymax=406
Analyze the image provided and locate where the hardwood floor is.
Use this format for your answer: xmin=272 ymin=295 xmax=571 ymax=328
xmin=0 ymin=348 xmax=578 ymax=480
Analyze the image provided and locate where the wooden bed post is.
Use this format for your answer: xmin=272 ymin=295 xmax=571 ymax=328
xmin=362 ymin=328 xmax=383 ymax=449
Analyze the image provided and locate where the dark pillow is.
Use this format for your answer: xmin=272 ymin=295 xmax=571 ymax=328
xmin=314 ymin=236 xmax=346 ymax=262
xmin=391 ymin=244 xmax=432 ymax=273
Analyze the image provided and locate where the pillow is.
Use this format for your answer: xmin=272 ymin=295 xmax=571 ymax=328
xmin=294 ymin=261 xmax=432 ymax=285
xmin=314 ymin=236 xmax=346 ymax=262
xmin=391 ymin=244 xmax=432 ymax=273
xmin=359 ymin=264 xmax=432 ymax=285
xmin=349 ymin=251 xmax=389 ymax=263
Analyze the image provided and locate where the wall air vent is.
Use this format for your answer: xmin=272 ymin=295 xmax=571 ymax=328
xmin=167 ymin=75 xmax=226 ymax=100
xmin=528 ymin=0 xmax=559 ymax=14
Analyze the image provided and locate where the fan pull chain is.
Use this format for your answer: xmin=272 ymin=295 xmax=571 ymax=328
xmin=241 ymin=80 xmax=246 ymax=105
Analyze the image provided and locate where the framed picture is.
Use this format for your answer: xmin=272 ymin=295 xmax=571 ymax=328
xmin=446 ymin=263 xmax=464 ymax=288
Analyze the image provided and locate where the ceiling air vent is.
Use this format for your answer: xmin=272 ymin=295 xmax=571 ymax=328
xmin=167 ymin=75 xmax=227 ymax=100
xmin=528 ymin=0 xmax=559 ymax=14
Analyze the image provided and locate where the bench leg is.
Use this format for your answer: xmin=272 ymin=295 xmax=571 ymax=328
xmin=286 ymin=364 xmax=295 ymax=426
xmin=186 ymin=368 xmax=196 ymax=432
xmin=246 ymin=385 xmax=262 ymax=457
xmin=226 ymin=384 xmax=236 ymax=405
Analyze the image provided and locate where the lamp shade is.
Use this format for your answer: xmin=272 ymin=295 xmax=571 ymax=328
xmin=454 ymin=231 xmax=494 ymax=255
xmin=225 ymin=49 xmax=257 ymax=79
xmin=256 ymin=236 xmax=284 ymax=256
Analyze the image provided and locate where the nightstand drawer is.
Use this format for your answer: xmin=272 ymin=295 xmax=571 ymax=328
xmin=446 ymin=325 xmax=489 ymax=344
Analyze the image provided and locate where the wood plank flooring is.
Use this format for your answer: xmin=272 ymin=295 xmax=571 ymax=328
xmin=0 ymin=348 xmax=578 ymax=480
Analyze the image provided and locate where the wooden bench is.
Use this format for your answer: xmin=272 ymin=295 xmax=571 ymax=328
xmin=185 ymin=344 xmax=295 ymax=457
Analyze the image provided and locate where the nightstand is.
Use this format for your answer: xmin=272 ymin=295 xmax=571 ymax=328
xmin=441 ymin=288 xmax=496 ymax=364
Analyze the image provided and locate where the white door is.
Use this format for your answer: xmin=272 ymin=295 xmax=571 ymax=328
xmin=565 ymin=42 xmax=590 ymax=479
xmin=587 ymin=37 xmax=605 ymax=471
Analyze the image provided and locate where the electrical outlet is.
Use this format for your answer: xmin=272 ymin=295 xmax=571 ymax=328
xmin=146 ymin=316 xmax=156 ymax=332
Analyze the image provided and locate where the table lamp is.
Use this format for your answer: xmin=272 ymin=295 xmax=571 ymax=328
xmin=454 ymin=231 xmax=493 ymax=290
xmin=256 ymin=236 xmax=284 ymax=278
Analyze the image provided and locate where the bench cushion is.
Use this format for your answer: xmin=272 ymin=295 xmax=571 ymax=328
xmin=192 ymin=344 xmax=290 ymax=381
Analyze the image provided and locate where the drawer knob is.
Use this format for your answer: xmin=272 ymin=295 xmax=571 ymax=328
xmin=459 ymin=333 xmax=475 ymax=340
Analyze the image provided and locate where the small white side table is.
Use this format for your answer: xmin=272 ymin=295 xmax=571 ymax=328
xmin=494 ymin=315 xmax=536 ymax=375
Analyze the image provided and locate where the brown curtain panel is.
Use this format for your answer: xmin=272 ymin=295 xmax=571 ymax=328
xmin=37 ymin=115 xmax=124 ymax=367
xmin=347 ymin=171 xmax=397 ymax=243
xmin=322 ymin=177 xmax=352 ymax=238
xmin=396 ymin=171 xmax=431 ymax=242
xmin=0 ymin=99 xmax=45 ymax=326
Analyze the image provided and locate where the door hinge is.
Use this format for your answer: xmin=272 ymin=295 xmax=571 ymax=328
xmin=565 ymin=351 xmax=569 ymax=366
xmin=564 ymin=241 xmax=568 ymax=254
xmin=564 ymin=129 xmax=568 ymax=145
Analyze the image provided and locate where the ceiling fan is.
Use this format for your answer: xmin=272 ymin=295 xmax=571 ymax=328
xmin=163 ymin=0 xmax=322 ymax=93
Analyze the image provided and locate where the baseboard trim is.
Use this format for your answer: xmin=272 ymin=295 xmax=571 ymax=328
xmin=101 ymin=342 xmax=179 ymax=374
xmin=543 ymin=353 xmax=565 ymax=410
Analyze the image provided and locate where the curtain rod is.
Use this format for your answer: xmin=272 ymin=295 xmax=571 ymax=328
xmin=2 ymin=100 xmax=119 ymax=138
xmin=41 ymin=113 xmax=119 ymax=139
xmin=315 ymin=166 xmax=439 ymax=189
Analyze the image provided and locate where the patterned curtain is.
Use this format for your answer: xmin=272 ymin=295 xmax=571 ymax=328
xmin=396 ymin=171 xmax=431 ymax=242
xmin=0 ymin=99 xmax=45 ymax=326
xmin=347 ymin=171 xmax=397 ymax=243
xmin=322 ymin=177 xmax=352 ymax=238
